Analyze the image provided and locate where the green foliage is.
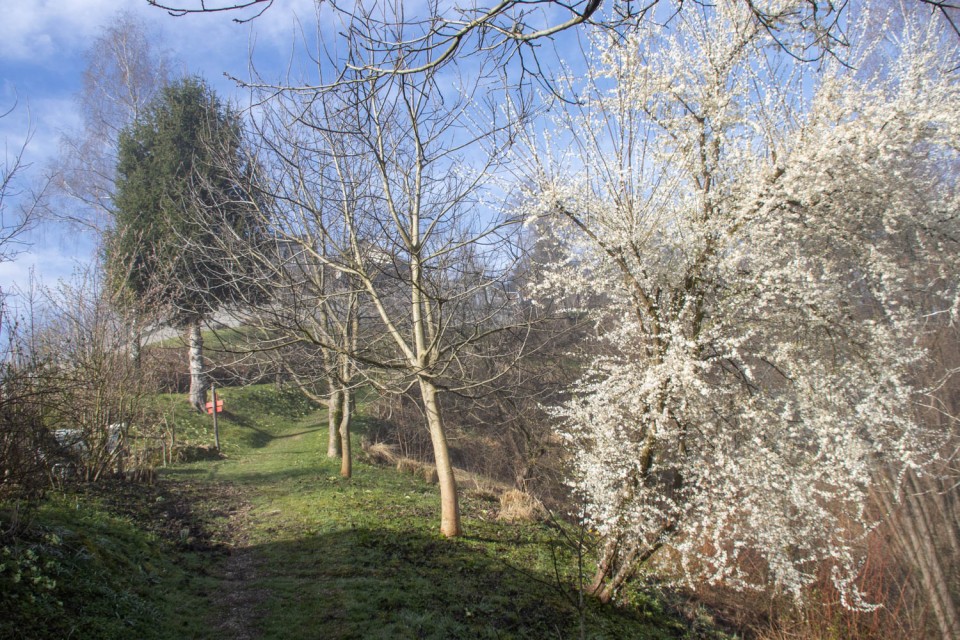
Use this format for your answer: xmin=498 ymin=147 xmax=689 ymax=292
xmin=222 ymin=384 xmax=320 ymax=422
xmin=145 ymin=384 xmax=321 ymax=453
xmin=145 ymin=392 xmax=211 ymax=441
xmin=106 ymin=76 xmax=263 ymax=325
xmin=0 ymin=539 xmax=60 ymax=612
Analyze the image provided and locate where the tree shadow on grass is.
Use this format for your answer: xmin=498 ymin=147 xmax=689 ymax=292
xmin=219 ymin=410 xmax=275 ymax=448
xmin=204 ymin=526 xmax=672 ymax=640
xmin=210 ymin=466 xmax=334 ymax=486
xmin=219 ymin=410 xmax=323 ymax=449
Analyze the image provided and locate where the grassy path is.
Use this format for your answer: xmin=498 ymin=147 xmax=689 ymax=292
xmin=1 ymin=385 xmax=723 ymax=639
xmin=154 ymin=386 xmax=688 ymax=639
xmin=34 ymin=384 xmax=708 ymax=640
xmin=166 ymin=399 xmax=566 ymax=639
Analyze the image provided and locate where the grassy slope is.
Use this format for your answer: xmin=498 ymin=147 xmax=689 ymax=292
xmin=0 ymin=490 xmax=216 ymax=640
xmin=2 ymin=385 xmax=723 ymax=640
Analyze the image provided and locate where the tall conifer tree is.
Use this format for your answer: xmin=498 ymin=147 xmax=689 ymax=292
xmin=108 ymin=76 xmax=260 ymax=411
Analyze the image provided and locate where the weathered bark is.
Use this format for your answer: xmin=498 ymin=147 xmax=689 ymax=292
xmin=328 ymin=385 xmax=343 ymax=458
xmin=130 ymin=319 xmax=142 ymax=370
xmin=589 ymin=523 xmax=672 ymax=604
xmin=187 ymin=319 xmax=206 ymax=412
xmin=588 ymin=538 xmax=619 ymax=601
xmin=589 ymin=542 xmax=642 ymax=604
xmin=339 ymin=387 xmax=352 ymax=478
xmin=419 ymin=378 xmax=461 ymax=537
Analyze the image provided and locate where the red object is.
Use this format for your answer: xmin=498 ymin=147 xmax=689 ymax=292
xmin=205 ymin=400 xmax=224 ymax=414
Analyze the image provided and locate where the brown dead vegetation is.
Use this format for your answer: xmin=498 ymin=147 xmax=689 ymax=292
xmin=497 ymin=489 xmax=547 ymax=523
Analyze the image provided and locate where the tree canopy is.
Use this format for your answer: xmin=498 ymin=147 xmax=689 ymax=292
xmin=55 ymin=11 xmax=174 ymax=232
xmin=107 ymin=76 xmax=260 ymax=326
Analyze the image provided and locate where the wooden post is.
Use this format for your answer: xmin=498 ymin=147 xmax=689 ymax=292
xmin=212 ymin=383 xmax=220 ymax=452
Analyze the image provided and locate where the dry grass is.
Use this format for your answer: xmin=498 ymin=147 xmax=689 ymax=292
xmin=361 ymin=438 xmax=517 ymax=495
xmin=396 ymin=458 xmax=421 ymax=475
xmin=421 ymin=464 xmax=439 ymax=484
xmin=363 ymin=441 xmax=400 ymax=467
xmin=497 ymin=489 xmax=547 ymax=523
xmin=393 ymin=458 xmax=440 ymax=484
xmin=364 ymin=439 xmax=526 ymax=498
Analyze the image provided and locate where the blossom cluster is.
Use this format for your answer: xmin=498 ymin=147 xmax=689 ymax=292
xmin=520 ymin=1 xmax=959 ymax=606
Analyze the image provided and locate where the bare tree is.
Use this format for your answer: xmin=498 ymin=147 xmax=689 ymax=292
xmin=32 ymin=267 xmax=152 ymax=482
xmin=55 ymin=11 xmax=174 ymax=231
xmin=262 ymin=252 xmax=365 ymax=477
xmin=49 ymin=12 xmax=176 ymax=370
xmin=191 ymin=11 xmax=532 ymax=535
xmin=146 ymin=0 xmax=865 ymax=71
xmin=1 ymin=110 xmax=44 ymax=266
xmin=0 ymin=105 xmax=51 ymax=502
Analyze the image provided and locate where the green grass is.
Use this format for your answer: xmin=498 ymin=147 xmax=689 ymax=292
xmin=2 ymin=384 xmax=724 ymax=640
xmin=0 ymin=496 xmax=215 ymax=640
xmin=150 ymin=324 xmax=272 ymax=351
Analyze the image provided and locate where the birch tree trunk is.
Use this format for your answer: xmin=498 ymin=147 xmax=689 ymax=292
xmin=339 ymin=386 xmax=352 ymax=478
xmin=130 ymin=317 xmax=142 ymax=370
xmin=328 ymin=385 xmax=343 ymax=458
xmin=187 ymin=319 xmax=206 ymax=412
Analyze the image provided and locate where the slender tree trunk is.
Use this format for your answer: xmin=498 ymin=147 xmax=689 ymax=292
xmin=590 ymin=541 xmax=662 ymax=604
xmin=902 ymin=477 xmax=960 ymax=640
xmin=339 ymin=386 xmax=352 ymax=478
xmin=589 ymin=538 xmax=618 ymax=600
xmin=339 ymin=301 xmax=359 ymax=476
xmin=878 ymin=477 xmax=960 ymax=640
xmin=211 ymin=383 xmax=220 ymax=452
xmin=932 ymin=476 xmax=960 ymax=560
xmin=187 ymin=319 xmax=206 ymax=412
xmin=589 ymin=542 xmax=638 ymax=604
xmin=419 ymin=378 xmax=461 ymax=537
xmin=328 ymin=384 xmax=343 ymax=458
xmin=589 ymin=526 xmax=671 ymax=604
xmin=130 ymin=317 xmax=142 ymax=370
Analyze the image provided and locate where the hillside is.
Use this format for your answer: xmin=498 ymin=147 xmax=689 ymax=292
xmin=1 ymin=385 xmax=729 ymax=639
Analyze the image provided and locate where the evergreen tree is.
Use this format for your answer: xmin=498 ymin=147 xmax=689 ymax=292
xmin=107 ymin=76 xmax=261 ymax=411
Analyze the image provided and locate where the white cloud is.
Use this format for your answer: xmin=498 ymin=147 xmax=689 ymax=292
xmin=0 ymin=0 xmax=145 ymax=62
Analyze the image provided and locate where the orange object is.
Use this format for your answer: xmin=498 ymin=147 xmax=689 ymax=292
xmin=205 ymin=400 xmax=224 ymax=414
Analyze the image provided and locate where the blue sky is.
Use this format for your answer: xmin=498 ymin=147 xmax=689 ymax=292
xmin=0 ymin=0 xmax=598 ymax=303
xmin=0 ymin=0 xmax=316 ymax=296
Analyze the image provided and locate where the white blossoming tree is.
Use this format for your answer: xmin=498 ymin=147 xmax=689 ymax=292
xmin=519 ymin=1 xmax=960 ymax=607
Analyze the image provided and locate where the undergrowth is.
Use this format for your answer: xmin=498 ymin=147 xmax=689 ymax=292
xmin=2 ymin=383 xmax=731 ymax=640
xmin=0 ymin=497 xmax=211 ymax=640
